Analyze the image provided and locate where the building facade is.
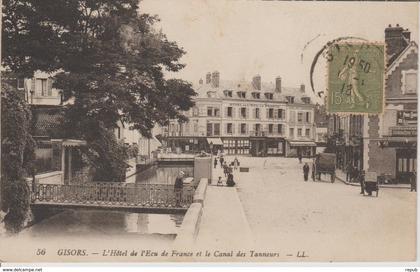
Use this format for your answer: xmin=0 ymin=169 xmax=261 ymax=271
xmin=327 ymin=25 xmax=417 ymax=184
xmin=165 ymin=72 xmax=316 ymax=157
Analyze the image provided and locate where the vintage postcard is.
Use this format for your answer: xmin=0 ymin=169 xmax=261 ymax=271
xmin=0 ymin=0 xmax=418 ymax=264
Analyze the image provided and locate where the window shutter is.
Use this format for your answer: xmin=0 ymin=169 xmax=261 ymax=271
xmin=31 ymin=79 xmax=36 ymax=95
xmin=224 ymin=107 xmax=227 ymax=117
xmin=233 ymin=107 xmax=236 ymax=118
xmin=274 ymin=109 xmax=278 ymax=119
xmin=246 ymin=108 xmax=249 ymax=118
xmin=246 ymin=124 xmax=249 ymax=134
xmin=266 ymin=108 xmax=269 ymax=119
xmin=47 ymin=78 xmax=53 ymax=96
xmin=232 ymin=124 xmax=235 ymax=135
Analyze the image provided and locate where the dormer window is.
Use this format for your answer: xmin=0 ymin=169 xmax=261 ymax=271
xmin=207 ymin=91 xmax=216 ymax=98
xmin=237 ymin=91 xmax=246 ymax=99
xmin=286 ymin=96 xmax=295 ymax=104
xmin=251 ymin=92 xmax=260 ymax=99
xmin=265 ymin=93 xmax=273 ymax=100
xmin=223 ymin=90 xmax=233 ymax=97
xmin=301 ymin=97 xmax=311 ymax=104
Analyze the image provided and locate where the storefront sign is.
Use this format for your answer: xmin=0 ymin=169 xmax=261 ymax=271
xmin=389 ymin=126 xmax=417 ymax=137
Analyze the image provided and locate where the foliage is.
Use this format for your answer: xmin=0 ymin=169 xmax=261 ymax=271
xmin=1 ymin=82 xmax=35 ymax=232
xmin=2 ymin=0 xmax=197 ymax=181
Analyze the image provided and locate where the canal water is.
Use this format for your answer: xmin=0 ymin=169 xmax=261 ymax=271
xmin=24 ymin=164 xmax=194 ymax=241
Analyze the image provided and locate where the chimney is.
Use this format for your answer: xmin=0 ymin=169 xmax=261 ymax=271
xmin=385 ymin=24 xmax=409 ymax=59
xmin=211 ymin=71 xmax=220 ymax=88
xmin=300 ymin=84 xmax=305 ymax=93
xmin=199 ymin=78 xmax=203 ymax=85
xmin=252 ymin=75 xmax=261 ymax=90
xmin=206 ymin=72 xmax=211 ymax=84
xmin=275 ymin=76 xmax=282 ymax=93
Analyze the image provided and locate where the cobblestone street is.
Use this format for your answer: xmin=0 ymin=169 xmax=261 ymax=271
xmin=218 ymin=155 xmax=417 ymax=261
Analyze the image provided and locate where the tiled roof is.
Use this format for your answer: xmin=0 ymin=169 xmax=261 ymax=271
xmin=193 ymin=80 xmax=310 ymax=103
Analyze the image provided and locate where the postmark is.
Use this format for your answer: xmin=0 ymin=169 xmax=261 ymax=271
xmin=326 ymin=42 xmax=385 ymax=114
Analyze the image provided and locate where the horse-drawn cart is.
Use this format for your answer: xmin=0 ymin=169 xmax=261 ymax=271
xmin=315 ymin=153 xmax=336 ymax=183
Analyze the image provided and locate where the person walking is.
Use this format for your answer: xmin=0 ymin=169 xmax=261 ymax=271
xmin=233 ymin=157 xmax=239 ymax=171
xmin=346 ymin=163 xmax=353 ymax=182
xmin=219 ymin=156 xmax=224 ymax=168
xmin=303 ymin=163 xmax=310 ymax=181
xmin=174 ymin=171 xmax=184 ymax=206
xmin=359 ymin=170 xmax=365 ymax=195
xmin=223 ymin=162 xmax=229 ymax=177
xmin=214 ymin=157 xmax=218 ymax=169
xmin=410 ymin=170 xmax=417 ymax=192
xmin=311 ymin=162 xmax=316 ymax=181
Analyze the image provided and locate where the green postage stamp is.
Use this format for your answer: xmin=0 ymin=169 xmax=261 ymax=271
xmin=327 ymin=43 xmax=385 ymax=114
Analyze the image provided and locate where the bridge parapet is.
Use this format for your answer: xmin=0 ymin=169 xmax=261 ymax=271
xmin=30 ymin=182 xmax=194 ymax=211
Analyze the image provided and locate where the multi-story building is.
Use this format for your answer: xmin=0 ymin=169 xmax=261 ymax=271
xmin=165 ymin=72 xmax=317 ymax=157
xmin=328 ymin=24 xmax=417 ymax=183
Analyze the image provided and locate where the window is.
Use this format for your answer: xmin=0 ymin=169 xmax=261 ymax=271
xmin=241 ymin=107 xmax=247 ymax=118
xmin=17 ymin=78 xmax=24 ymax=89
xmin=268 ymin=124 xmax=273 ymax=134
xmin=224 ymin=90 xmax=233 ymax=97
xmin=207 ymin=107 xmax=213 ymax=117
xmin=289 ymin=128 xmax=294 ymax=138
xmin=194 ymin=122 xmax=198 ymax=132
xmin=278 ymin=109 xmax=284 ymax=119
xmin=402 ymin=69 xmax=417 ymax=94
xmin=237 ymin=92 xmax=246 ymax=98
xmin=207 ymin=123 xmax=212 ymax=136
xmin=255 ymin=108 xmax=260 ymax=119
xmin=268 ymin=108 xmax=274 ymax=119
xmin=227 ymin=107 xmax=233 ymax=117
xmin=241 ymin=123 xmax=247 ymax=134
xmin=298 ymin=128 xmax=302 ymax=136
xmin=265 ymin=93 xmax=273 ymax=100
xmin=227 ymin=123 xmax=233 ymax=134
xmin=255 ymin=124 xmax=261 ymax=133
xmin=214 ymin=123 xmax=220 ymax=136
xmin=305 ymin=112 xmax=311 ymax=123
xmin=277 ymin=124 xmax=283 ymax=135
xmin=192 ymin=107 xmax=199 ymax=116
xmin=297 ymin=112 xmax=303 ymax=123
xmin=301 ymin=97 xmax=311 ymax=104
xmin=286 ymin=96 xmax=295 ymax=104
xmin=252 ymin=92 xmax=260 ymax=99
xmin=36 ymin=78 xmax=49 ymax=96
xmin=214 ymin=108 xmax=220 ymax=117
xmin=305 ymin=128 xmax=310 ymax=137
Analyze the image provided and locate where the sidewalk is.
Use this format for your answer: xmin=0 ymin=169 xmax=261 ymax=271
xmin=335 ymin=169 xmax=411 ymax=189
xmin=195 ymin=163 xmax=254 ymax=249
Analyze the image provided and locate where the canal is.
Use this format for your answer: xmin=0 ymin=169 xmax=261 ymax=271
xmin=22 ymin=164 xmax=194 ymax=242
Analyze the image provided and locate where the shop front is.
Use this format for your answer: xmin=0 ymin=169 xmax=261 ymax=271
xmin=286 ymin=141 xmax=316 ymax=157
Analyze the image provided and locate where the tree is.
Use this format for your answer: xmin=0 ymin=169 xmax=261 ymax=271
xmin=2 ymin=0 xmax=196 ymax=181
xmin=1 ymin=82 xmax=35 ymax=232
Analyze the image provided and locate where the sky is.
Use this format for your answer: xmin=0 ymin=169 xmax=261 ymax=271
xmin=140 ymin=0 xmax=418 ymax=103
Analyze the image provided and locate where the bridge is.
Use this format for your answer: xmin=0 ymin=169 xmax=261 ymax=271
xmin=30 ymin=182 xmax=195 ymax=214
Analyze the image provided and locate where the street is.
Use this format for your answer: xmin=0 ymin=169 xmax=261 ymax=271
xmin=218 ymin=155 xmax=416 ymax=261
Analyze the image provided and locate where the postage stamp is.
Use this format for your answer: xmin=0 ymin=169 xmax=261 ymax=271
xmin=327 ymin=43 xmax=385 ymax=114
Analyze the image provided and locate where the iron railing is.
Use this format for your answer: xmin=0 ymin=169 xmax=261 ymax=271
xmin=31 ymin=182 xmax=194 ymax=208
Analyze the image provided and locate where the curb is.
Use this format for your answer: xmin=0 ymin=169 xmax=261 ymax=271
xmin=336 ymin=175 xmax=411 ymax=189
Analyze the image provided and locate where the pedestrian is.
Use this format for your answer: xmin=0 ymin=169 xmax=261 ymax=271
xmin=174 ymin=171 xmax=184 ymax=206
xmin=233 ymin=157 xmax=239 ymax=171
xmin=226 ymin=172 xmax=236 ymax=187
xmin=220 ymin=156 xmax=224 ymax=168
xmin=298 ymin=152 xmax=303 ymax=164
xmin=346 ymin=163 xmax=353 ymax=182
xmin=359 ymin=170 xmax=365 ymax=195
xmin=223 ymin=162 xmax=229 ymax=177
xmin=217 ymin=176 xmax=223 ymax=186
xmin=303 ymin=163 xmax=310 ymax=181
xmin=311 ymin=162 xmax=316 ymax=181
xmin=410 ymin=170 xmax=417 ymax=192
xmin=214 ymin=157 xmax=218 ymax=168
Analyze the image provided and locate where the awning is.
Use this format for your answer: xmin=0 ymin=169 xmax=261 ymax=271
xmin=207 ymin=137 xmax=223 ymax=145
xmin=51 ymin=139 xmax=87 ymax=147
xmin=288 ymin=141 xmax=317 ymax=147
